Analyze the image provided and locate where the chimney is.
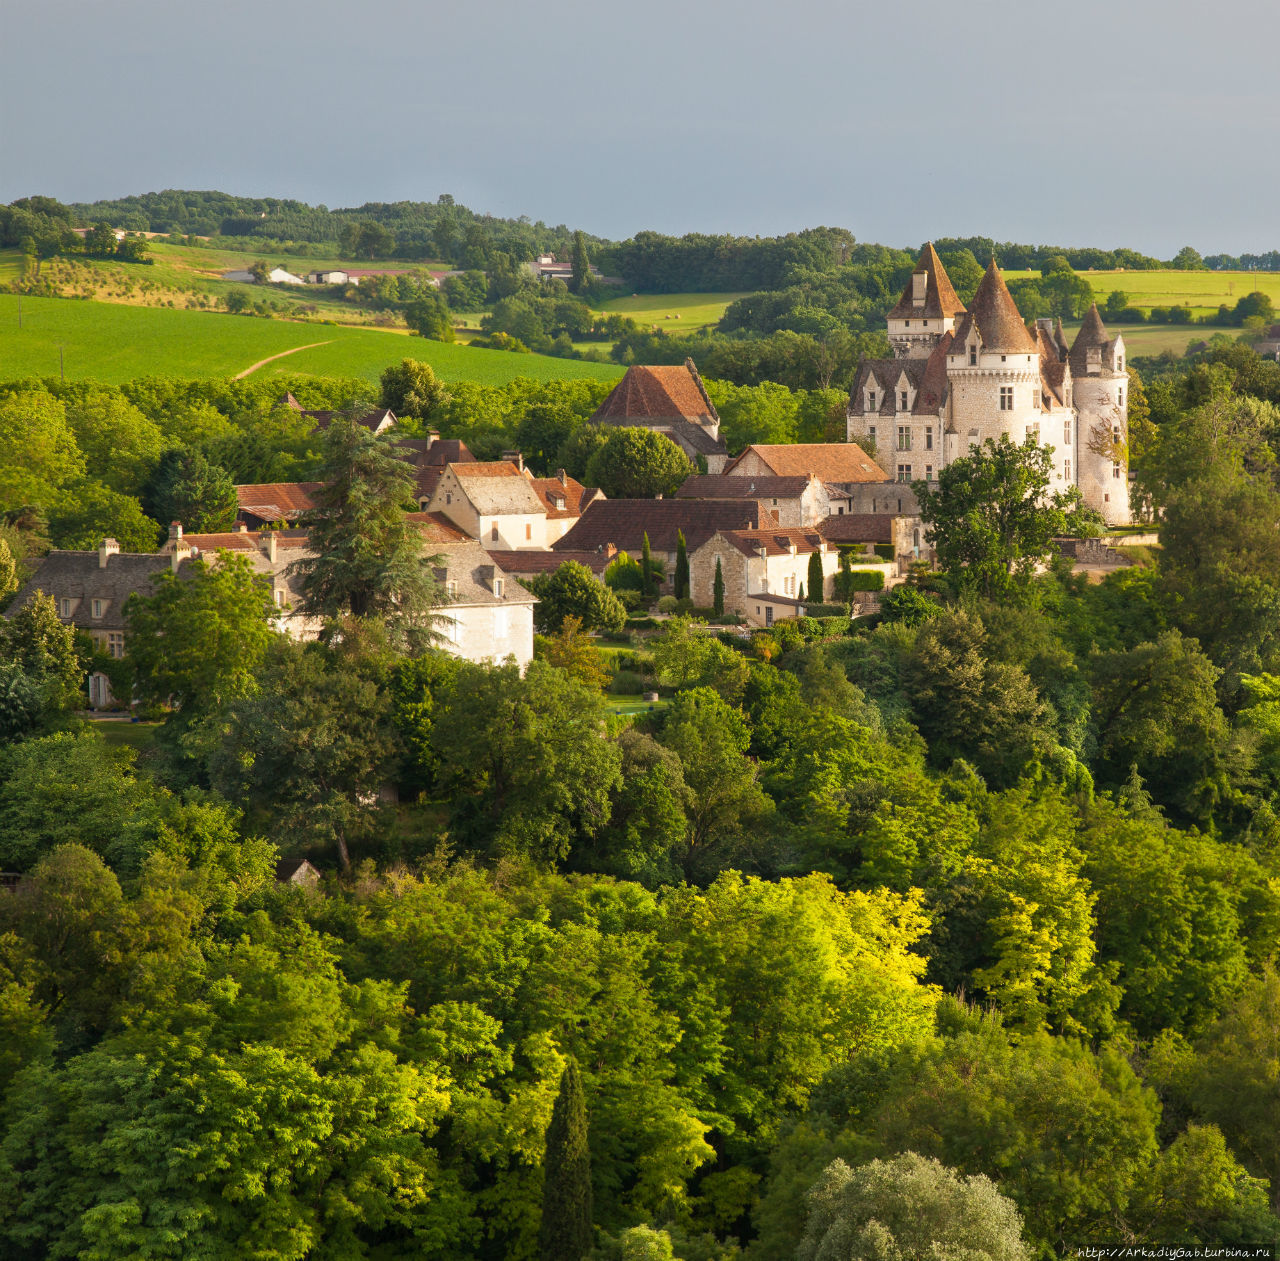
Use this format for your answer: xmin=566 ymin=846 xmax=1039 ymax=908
xmin=266 ymin=532 xmax=278 ymax=563
xmin=170 ymin=541 xmax=191 ymax=573
xmin=557 ymin=468 xmax=567 ymax=486
xmin=605 ymin=543 xmax=617 ymax=558
xmin=168 ymin=520 xmax=183 ymax=542
xmin=757 ymin=546 xmax=768 ymax=560
xmin=98 ymin=538 xmax=119 ymax=569
xmin=235 ymin=521 xmax=248 ymax=533
xmin=501 ymin=449 xmax=524 ymax=472
xmin=427 ymin=430 xmax=440 ymax=449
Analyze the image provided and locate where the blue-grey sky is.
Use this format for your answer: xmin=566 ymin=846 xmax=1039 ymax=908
xmin=3 ymin=0 xmax=1277 ymax=256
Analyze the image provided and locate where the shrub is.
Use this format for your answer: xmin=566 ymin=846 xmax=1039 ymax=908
xmin=609 ymin=669 xmax=649 ymax=695
xmin=656 ymin=595 xmax=679 ymax=614
xmin=627 ymin=616 xmax=660 ymax=631
xmin=873 ymin=543 xmax=895 ymax=561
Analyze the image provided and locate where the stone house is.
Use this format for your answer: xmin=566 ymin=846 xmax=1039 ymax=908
xmin=400 ymin=432 xmax=477 ymax=505
xmin=590 ymin=358 xmax=730 ymax=472
xmin=527 ymin=470 xmax=604 ymax=544
xmin=687 ymin=527 xmax=841 ymax=625
xmin=723 ymin=441 xmax=887 ymax=484
xmin=235 ymin=481 xmax=322 ymax=529
xmin=426 ymin=461 xmax=551 ymax=549
xmin=819 ymin=513 xmax=933 ymax=569
xmin=431 ymin=541 xmax=537 ymax=669
xmin=675 ymin=473 xmax=832 ymax=527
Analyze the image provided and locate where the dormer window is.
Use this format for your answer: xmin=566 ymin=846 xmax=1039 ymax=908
xmin=446 ymin=579 xmax=457 ymax=597
xmin=59 ymin=598 xmax=72 ymax=618
xmin=91 ymin=599 xmax=104 ymax=618
xmin=912 ymin=272 xmax=926 ymax=303
xmin=899 ymin=390 xmax=908 ymax=411
xmin=494 ymin=577 xmax=505 ymax=598
xmin=867 ymin=391 xmax=876 ymax=410
xmin=969 ymin=346 xmax=977 ymax=366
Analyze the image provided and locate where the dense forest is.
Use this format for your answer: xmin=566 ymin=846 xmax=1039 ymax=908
xmin=2 ymin=329 xmax=1280 ymax=1257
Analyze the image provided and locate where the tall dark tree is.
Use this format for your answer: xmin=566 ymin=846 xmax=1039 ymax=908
xmin=807 ymin=548 xmax=825 ymax=603
xmin=538 ymin=1061 xmax=593 ymax=1261
xmin=641 ymin=531 xmax=654 ymax=600
xmin=144 ymin=449 xmax=237 ymax=534
xmin=713 ymin=556 xmax=725 ymax=615
xmin=570 ymin=230 xmax=590 ymax=293
xmin=674 ymin=530 xmax=689 ymax=600
xmin=290 ymin=416 xmax=443 ymax=647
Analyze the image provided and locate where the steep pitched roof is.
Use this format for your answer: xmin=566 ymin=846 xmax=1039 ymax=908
xmin=486 ymin=549 xmax=611 ymax=576
xmin=708 ymin=527 xmax=827 ymax=558
xmin=309 ymin=408 xmax=397 ymax=433
xmin=7 ymin=551 xmax=176 ymax=630
xmin=590 ymin=358 xmax=719 ymax=427
xmin=953 ymin=262 xmax=1037 ymax=353
xmin=850 ymin=359 xmax=930 ymax=417
xmin=235 ymin=482 xmax=322 ymax=522
xmin=527 ymin=473 xmax=598 ymax=520
xmin=1069 ymin=304 xmax=1116 ymax=373
xmin=431 ymin=541 xmax=536 ymax=607
xmin=913 ymin=332 xmax=954 ymax=416
xmin=886 ymin=243 xmax=966 ymax=321
xmin=724 ymin=443 xmax=888 ymax=483
xmin=675 ymin=474 xmax=816 ymax=501
xmin=405 ymin=511 xmax=470 ymax=544
xmin=553 ymin=499 xmax=768 ymax=555
xmin=818 ymin=514 xmax=897 ymax=544
xmin=450 ymin=463 xmax=546 ymax=516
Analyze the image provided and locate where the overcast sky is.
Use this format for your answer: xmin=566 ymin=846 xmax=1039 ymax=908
xmin=3 ymin=0 xmax=1277 ymax=256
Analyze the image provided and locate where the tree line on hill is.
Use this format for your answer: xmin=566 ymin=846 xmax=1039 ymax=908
xmin=3 ymin=342 xmax=1280 ymax=1255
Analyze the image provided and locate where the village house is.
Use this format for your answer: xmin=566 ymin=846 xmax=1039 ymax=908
xmin=846 ymin=244 xmax=1131 ymax=524
xmin=235 ymin=481 xmax=321 ymax=529
xmin=675 ymin=473 xmax=832 ymax=527
xmin=590 ymin=359 xmax=730 ymax=472
xmin=430 ymin=541 xmax=537 ymax=669
xmin=819 ymin=513 xmax=934 ymax=566
xmin=686 ymin=527 xmax=841 ymax=627
xmin=527 ymin=469 xmax=604 ymax=543
xmin=552 ymin=499 xmax=773 ymax=579
xmin=426 ymin=460 xmax=552 ymax=549
xmin=400 ymin=432 xmax=478 ymax=505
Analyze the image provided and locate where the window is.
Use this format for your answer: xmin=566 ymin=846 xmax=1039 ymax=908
xmin=106 ymin=632 xmax=125 ymax=660
xmin=1113 ymin=462 xmax=1122 ymax=479
xmin=1027 ymin=422 xmax=1040 ymax=443
xmin=867 ymin=425 xmax=876 ymax=443
xmin=525 ymin=523 xmax=532 ymax=541
xmin=91 ymin=598 xmax=103 ymax=618
xmin=904 ymin=320 xmax=910 ymax=327
xmin=969 ymin=345 xmax=977 ymax=366
xmin=495 ymin=577 xmax=505 ymax=598
xmin=867 ymin=391 xmax=876 ymax=410
xmin=925 ymin=426 xmax=933 ymax=450
xmin=1000 ymin=386 xmax=1014 ymax=411
xmin=59 ymin=597 xmax=71 ymax=618
xmin=1064 ymin=458 xmax=1071 ymax=480
xmin=784 ymin=575 xmax=795 ymax=595
xmin=273 ymin=588 xmax=286 ymax=607
xmin=1118 ymin=388 xmax=1125 ymax=407
xmin=923 ymin=320 xmax=929 ymax=327
xmin=925 ymin=464 xmax=934 ymax=480
xmin=897 ymin=426 xmax=911 ymax=450
xmin=446 ymin=579 xmax=457 ymax=597
xmin=491 ymin=524 xmax=499 ymax=541
xmin=445 ymin=492 xmax=452 ymax=505
xmin=1113 ymin=424 xmax=1122 ymax=444
xmin=899 ymin=390 xmax=908 ymax=410
xmin=1118 ymin=355 xmax=1124 ymax=371
xmin=1063 ymin=419 xmax=1072 ymax=444
xmin=896 ymin=463 xmax=912 ymax=483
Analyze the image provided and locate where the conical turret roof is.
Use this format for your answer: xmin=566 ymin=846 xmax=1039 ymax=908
xmin=953 ymin=261 xmax=1037 ymax=354
xmin=887 ymin=243 xmax=966 ymax=321
xmin=1068 ymin=304 xmax=1112 ymax=373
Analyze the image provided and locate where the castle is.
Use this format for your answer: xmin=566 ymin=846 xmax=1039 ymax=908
xmin=846 ymin=245 xmax=1130 ymax=525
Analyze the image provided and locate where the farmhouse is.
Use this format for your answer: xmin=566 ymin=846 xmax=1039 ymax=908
xmin=431 ymin=541 xmax=538 ymax=669
xmin=686 ymin=528 xmax=839 ymax=626
xmin=590 ymin=359 xmax=730 ymax=472
xmin=426 ymin=461 xmax=551 ymax=550
xmin=846 ymin=245 xmax=1131 ymax=524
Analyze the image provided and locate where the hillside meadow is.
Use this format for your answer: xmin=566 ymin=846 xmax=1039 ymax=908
xmin=0 ymin=294 xmax=624 ymax=386
xmin=1008 ymin=267 xmax=1280 ymax=317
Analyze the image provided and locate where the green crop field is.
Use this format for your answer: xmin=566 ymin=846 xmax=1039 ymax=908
xmin=592 ymin=291 xmax=749 ymax=334
xmin=0 ymin=295 xmax=624 ymax=386
xmin=1007 ymin=268 xmax=1280 ymax=318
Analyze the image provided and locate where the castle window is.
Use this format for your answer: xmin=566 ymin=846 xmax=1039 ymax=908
xmin=1112 ymin=462 xmax=1122 ymax=479
xmin=1118 ymin=355 xmax=1124 ymax=371
xmin=1063 ymin=419 xmax=1072 ymax=444
xmin=445 ymin=492 xmax=451 ymax=505
xmin=897 ymin=426 xmax=911 ymax=451
xmin=1113 ymin=424 xmax=1122 ymax=444
xmin=1118 ymin=388 xmax=1125 ymax=407
xmin=1027 ymin=422 xmax=1040 ymax=443
xmin=969 ymin=346 xmax=977 ymax=366
xmin=91 ymin=599 xmax=103 ymax=618
xmin=923 ymin=321 xmax=929 ymax=327
xmin=867 ymin=426 xmax=876 ymax=443
xmin=905 ymin=320 xmax=910 ymax=327
xmin=867 ymin=391 xmax=876 ymax=410
xmin=925 ymin=464 xmax=934 ymax=481
xmin=925 ymin=426 xmax=934 ymax=450
xmin=1000 ymin=387 xmax=1014 ymax=410
xmin=273 ymin=588 xmax=286 ymax=608
xmin=897 ymin=464 xmax=912 ymax=482
xmin=1064 ymin=458 xmax=1071 ymax=480
xmin=899 ymin=390 xmax=908 ymax=410
xmin=59 ymin=598 xmax=72 ymax=618
xmin=106 ymin=632 xmax=125 ymax=660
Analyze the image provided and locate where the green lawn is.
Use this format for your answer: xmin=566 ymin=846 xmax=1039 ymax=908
xmin=93 ymin=719 xmax=159 ymax=753
xmin=1008 ymin=268 xmax=1280 ymax=318
xmin=592 ymin=291 xmax=750 ymax=334
xmin=0 ymin=294 xmax=624 ymax=385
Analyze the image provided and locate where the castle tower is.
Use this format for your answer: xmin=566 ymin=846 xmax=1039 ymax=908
xmin=886 ymin=243 xmax=966 ymax=359
xmin=943 ymin=261 xmax=1048 ymax=465
xmin=1069 ymin=305 xmax=1129 ymax=525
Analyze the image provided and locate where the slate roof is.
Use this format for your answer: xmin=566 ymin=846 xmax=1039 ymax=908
xmin=553 ymin=499 xmax=769 ymax=555
xmin=886 ymin=243 xmax=966 ymax=322
xmin=913 ymin=333 xmax=954 ymax=415
xmin=951 ymin=262 xmax=1037 ymax=354
xmin=6 ymin=550 xmax=177 ymax=630
xmin=236 ymin=482 xmax=322 ymax=523
xmin=449 ymin=462 xmax=547 ymax=516
xmin=171 ymin=529 xmax=311 ymax=555
xmin=590 ymin=358 xmax=719 ymax=426
xmin=724 ymin=443 xmax=888 ymax=483
xmin=431 ymin=541 xmax=536 ymax=606
xmin=676 ymin=474 xmax=816 ymax=501
xmin=1069 ymin=304 xmax=1117 ymax=374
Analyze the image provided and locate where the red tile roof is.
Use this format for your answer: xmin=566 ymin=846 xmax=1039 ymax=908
xmin=235 ymin=482 xmax=322 ymax=521
xmin=528 ymin=473 xmax=596 ymax=519
xmin=723 ymin=444 xmax=887 ymax=483
xmin=819 ymin=514 xmax=897 ymax=544
xmin=405 ymin=511 xmax=470 ymax=544
xmin=486 ymin=549 xmax=611 ymax=576
xmin=590 ymin=358 xmax=718 ymax=426
xmin=712 ymin=527 xmax=826 ymax=558
xmin=553 ymin=498 xmax=768 ymax=555
xmin=676 ymin=474 xmax=815 ymax=500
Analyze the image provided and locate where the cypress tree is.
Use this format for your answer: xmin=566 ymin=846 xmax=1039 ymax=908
xmin=674 ymin=530 xmax=689 ymax=600
xmin=570 ymin=229 xmax=590 ymax=294
xmin=641 ymin=531 xmax=654 ymax=600
xmin=797 ymin=581 xmax=806 ymax=602
xmin=538 ymin=1061 xmax=592 ymax=1261
xmin=808 ymin=548 xmax=825 ymax=603
xmin=713 ymin=557 xmax=725 ymax=616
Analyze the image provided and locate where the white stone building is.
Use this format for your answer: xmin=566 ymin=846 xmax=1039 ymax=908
xmin=847 ymin=245 xmax=1130 ymax=525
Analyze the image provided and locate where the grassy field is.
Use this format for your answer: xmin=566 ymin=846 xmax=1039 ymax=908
xmin=593 ymin=291 xmax=749 ymax=334
xmin=1055 ymin=318 xmax=1243 ymax=358
xmin=0 ymin=294 xmax=624 ymax=386
xmin=1008 ymin=268 xmax=1280 ymax=318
